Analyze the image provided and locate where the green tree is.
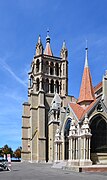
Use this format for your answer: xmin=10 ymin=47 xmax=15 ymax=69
xmin=14 ymin=147 xmax=22 ymax=160
xmin=2 ymin=144 xmax=13 ymax=159
xmin=0 ymin=148 xmax=3 ymax=157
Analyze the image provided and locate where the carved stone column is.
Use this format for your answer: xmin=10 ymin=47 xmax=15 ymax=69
xmin=80 ymin=114 xmax=92 ymax=166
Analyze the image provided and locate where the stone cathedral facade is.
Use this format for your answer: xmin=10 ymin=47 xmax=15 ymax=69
xmin=22 ymin=33 xmax=107 ymax=167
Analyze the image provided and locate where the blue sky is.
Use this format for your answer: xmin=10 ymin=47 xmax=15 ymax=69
xmin=0 ymin=0 xmax=107 ymax=151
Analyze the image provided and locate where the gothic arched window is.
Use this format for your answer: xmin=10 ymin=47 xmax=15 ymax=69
xmin=29 ymin=75 xmax=33 ymax=88
xmin=63 ymin=64 xmax=65 ymax=76
xmin=50 ymin=62 xmax=54 ymax=75
xmin=56 ymin=80 xmax=59 ymax=93
xmin=36 ymin=78 xmax=39 ymax=91
xmin=42 ymin=78 xmax=44 ymax=90
xmin=36 ymin=59 xmax=39 ymax=73
xmin=64 ymin=118 xmax=72 ymax=160
xmin=51 ymin=79 xmax=54 ymax=93
xmin=45 ymin=61 xmax=49 ymax=74
xmin=55 ymin=63 xmax=59 ymax=76
xmin=45 ymin=78 xmax=49 ymax=93
xmin=90 ymin=115 xmax=107 ymax=154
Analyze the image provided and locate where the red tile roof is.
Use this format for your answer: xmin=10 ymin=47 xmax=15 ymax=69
xmin=44 ymin=42 xmax=53 ymax=56
xmin=81 ymin=99 xmax=97 ymax=119
xmin=94 ymin=82 xmax=102 ymax=93
xmin=70 ymin=100 xmax=97 ymax=121
xmin=69 ymin=102 xmax=85 ymax=120
xmin=78 ymin=67 xmax=95 ymax=104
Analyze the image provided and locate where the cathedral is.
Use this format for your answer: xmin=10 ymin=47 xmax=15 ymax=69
xmin=22 ymin=32 xmax=107 ymax=167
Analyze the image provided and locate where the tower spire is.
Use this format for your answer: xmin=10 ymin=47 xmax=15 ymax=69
xmin=85 ymin=40 xmax=88 ymax=67
xmin=62 ymin=40 xmax=66 ymax=49
xmin=44 ymin=30 xmax=53 ymax=56
xmin=78 ymin=46 xmax=95 ymax=108
xmin=38 ymin=35 xmax=41 ymax=44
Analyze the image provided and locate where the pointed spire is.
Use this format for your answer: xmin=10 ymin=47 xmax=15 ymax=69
xmin=35 ymin=35 xmax=43 ymax=56
xmin=44 ymin=30 xmax=53 ymax=56
xmin=60 ymin=40 xmax=68 ymax=60
xmin=62 ymin=40 xmax=67 ymax=50
xmin=38 ymin=35 xmax=42 ymax=44
xmin=78 ymin=46 xmax=95 ymax=107
xmin=84 ymin=40 xmax=88 ymax=67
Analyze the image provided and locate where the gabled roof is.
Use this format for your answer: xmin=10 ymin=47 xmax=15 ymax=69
xmin=69 ymin=102 xmax=85 ymax=120
xmin=50 ymin=92 xmax=61 ymax=111
xmin=81 ymin=99 xmax=97 ymax=119
xmin=78 ymin=47 xmax=95 ymax=104
xmin=69 ymin=100 xmax=97 ymax=121
xmin=51 ymin=93 xmax=61 ymax=106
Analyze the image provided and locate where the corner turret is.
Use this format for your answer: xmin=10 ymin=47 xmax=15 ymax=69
xmin=35 ymin=35 xmax=43 ymax=56
xmin=60 ymin=41 xmax=68 ymax=60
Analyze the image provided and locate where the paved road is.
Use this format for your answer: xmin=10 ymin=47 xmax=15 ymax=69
xmin=0 ymin=162 xmax=107 ymax=180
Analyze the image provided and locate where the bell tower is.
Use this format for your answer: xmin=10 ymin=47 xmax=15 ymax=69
xmin=22 ymin=32 xmax=69 ymax=162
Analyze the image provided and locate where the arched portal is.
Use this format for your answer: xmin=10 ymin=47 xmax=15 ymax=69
xmin=90 ymin=114 xmax=107 ymax=164
xmin=64 ymin=118 xmax=72 ymax=160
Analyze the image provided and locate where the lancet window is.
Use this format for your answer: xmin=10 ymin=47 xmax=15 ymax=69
xmin=36 ymin=59 xmax=39 ymax=73
xmin=55 ymin=63 xmax=59 ymax=76
xmin=45 ymin=61 xmax=49 ymax=74
xmin=36 ymin=78 xmax=40 ymax=91
xmin=56 ymin=80 xmax=59 ymax=93
xmin=45 ymin=78 xmax=49 ymax=93
xmin=50 ymin=62 xmax=54 ymax=75
xmin=50 ymin=79 xmax=54 ymax=93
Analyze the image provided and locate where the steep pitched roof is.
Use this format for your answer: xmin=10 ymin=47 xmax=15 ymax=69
xmin=81 ymin=99 xmax=97 ymax=119
xmin=51 ymin=93 xmax=61 ymax=106
xmin=69 ymin=102 xmax=85 ymax=120
xmin=44 ymin=32 xmax=53 ymax=56
xmin=69 ymin=99 xmax=97 ymax=121
xmin=78 ymin=47 xmax=95 ymax=104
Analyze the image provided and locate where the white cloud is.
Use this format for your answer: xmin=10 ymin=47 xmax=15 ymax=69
xmin=0 ymin=57 xmax=27 ymax=87
xmin=5 ymin=92 xmax=24 ymax=102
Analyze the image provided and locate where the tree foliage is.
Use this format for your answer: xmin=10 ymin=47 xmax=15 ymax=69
xmin=1 ymin=144 xmax=13 ymax=159
xmin=0 ymin=145 xmax=22 ymax=160
xmin=14 ymin=147 xmax=22 ymax=159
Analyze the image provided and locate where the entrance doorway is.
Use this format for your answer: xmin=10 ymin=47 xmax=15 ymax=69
xmin=64 ymin=118 xmax=71 ymax=160
xmin=90 ymin=115 xmax=107 ymax=164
